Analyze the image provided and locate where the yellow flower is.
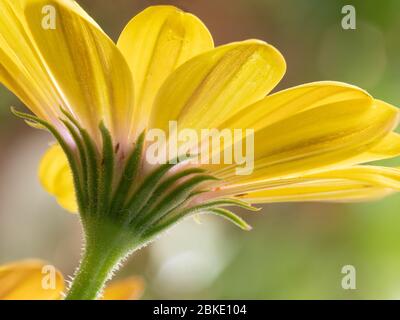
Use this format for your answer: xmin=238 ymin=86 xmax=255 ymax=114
xmin=2 ymin=0 xmax=400 ymax=299
xmin=13 ymin=2 xmax=398 ymax=211
xmin=0 ymin=260 xmax=144 ymax=300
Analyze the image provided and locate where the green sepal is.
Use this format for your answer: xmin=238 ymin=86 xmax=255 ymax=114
xmin=122 ymin=158 xmax=181 ymax=220
xmin=11 ymin=107 xmax=85 ymax=211
xmin=206 ymin=208 xmax=252 ymax=231
xmin=152 ymin=167 xmax=206 ymax=196
xmin=133 ymin=168 xmax=206 ymax=220
xmin=60 ymin=118 xmax=89 ymax=204
xmin=196 ymin=198 xmax=261 ymax=212
xmin=60 ymin=108 xmax=100 ymax=216
xmin=141 ymin=198 xmax=255 ymax=240
xmin=79 ymin=128 xmax=100 ymax=215
xmin=110 ymin=131 xmax=145 ymax=215
xmin=135 ymin=174 xmax=218 ymax=228
xmin=24 ymin=120 xmax=46 ymax=130
xmin=122 ymin=152 xmax=210 ymax=220
xmin=98 ymin=122 xmax=115 ymax=216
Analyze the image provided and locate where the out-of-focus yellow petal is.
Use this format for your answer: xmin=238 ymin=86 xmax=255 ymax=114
xmin=102 ymin=277 xmax=144 ymax=300
xmin=212 ymin=95 xmax=399 ymax=183
xmin=151 ymin=40 xmax=286 ymax=131
xmin=23 ymin=0 xmax=134 ymax=146
xmin=0 ymin=260 xmax=64 ymax=300
xmin=117 ymin=5 xmax=214 ymax=137
xmin=39 ymin=145 xmax=77 ymax=213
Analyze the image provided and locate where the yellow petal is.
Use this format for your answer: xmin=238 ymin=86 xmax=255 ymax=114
xmin=222 ymin=164 xmax=400 ymax=196
xmin=117 ymin=5 xmax=213 ymax=137
xmin=206 ymin=81 xmax=392 ymax=166
xmin=150 ymin=40 xmax=286 ymax=131
xmin=307 ymin=166 xmax=400 ymax=190
xmin=0 ymin=260 xmax=64 ymax=300
xmin=238 ymin=180 xmax=393 ymax=203
xmin=0 ymin=0 xmax=62 ymax=124
xmin=356 ymin=131 xmax=400 ymax=162
xmin=222 ymin=166 xmax=400 ymax=203
xmin=102 ymin=277 xmax=144 ymax=300
xmin=39 ymin=144 xmax=77 ymax=213
xmin=219 ymin=81 xmax=372 ymax=131
xmin=23 ymin=0 xmax=134 ymax=146
xmin=212 ymin=95 xmax=399 ymax=183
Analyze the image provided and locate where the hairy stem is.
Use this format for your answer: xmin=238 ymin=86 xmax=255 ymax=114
xmin=65 ymin=224 xmax=132 ymax=300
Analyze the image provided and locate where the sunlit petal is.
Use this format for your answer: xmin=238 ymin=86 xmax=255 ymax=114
xmin=118 ymin=5 xmax=213 ymax=137
xmin=23 ymin=0 xmax=134 ymax=146
xmin=210 ymin=88 xmax=399 ymax=183
xmin=238 ymin=180 xmax=393 ymax=203
xmin=0 ymin=0 xmax=62 ymax=124
xmin=151 ymin=40 xmax=286 ymax=131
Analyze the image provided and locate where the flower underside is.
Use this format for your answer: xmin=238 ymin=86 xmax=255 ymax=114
xmin=13 ymin=108 xmax=255 ymax=241
xmin=13 ymin=107 xmax=258 ymax=299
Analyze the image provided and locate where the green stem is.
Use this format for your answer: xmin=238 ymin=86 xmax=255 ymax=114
xmin=65 ymin=226 xmax=131 ymax=300
xmin=65 ymin=247 xmax=118 ymax=300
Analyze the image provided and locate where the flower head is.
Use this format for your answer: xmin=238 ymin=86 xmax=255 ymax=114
xmin=2 ymin=0 xmax=400 ymax=299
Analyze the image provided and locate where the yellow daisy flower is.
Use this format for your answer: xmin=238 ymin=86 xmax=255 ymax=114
xmin=1 ymin=1 xmax=400 ymax=299
xmin=0 ymin=260 xmax=144 ymax=300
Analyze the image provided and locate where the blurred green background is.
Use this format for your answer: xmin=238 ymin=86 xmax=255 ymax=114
xmin=1 ymin=0 xmax=400 ymax=299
